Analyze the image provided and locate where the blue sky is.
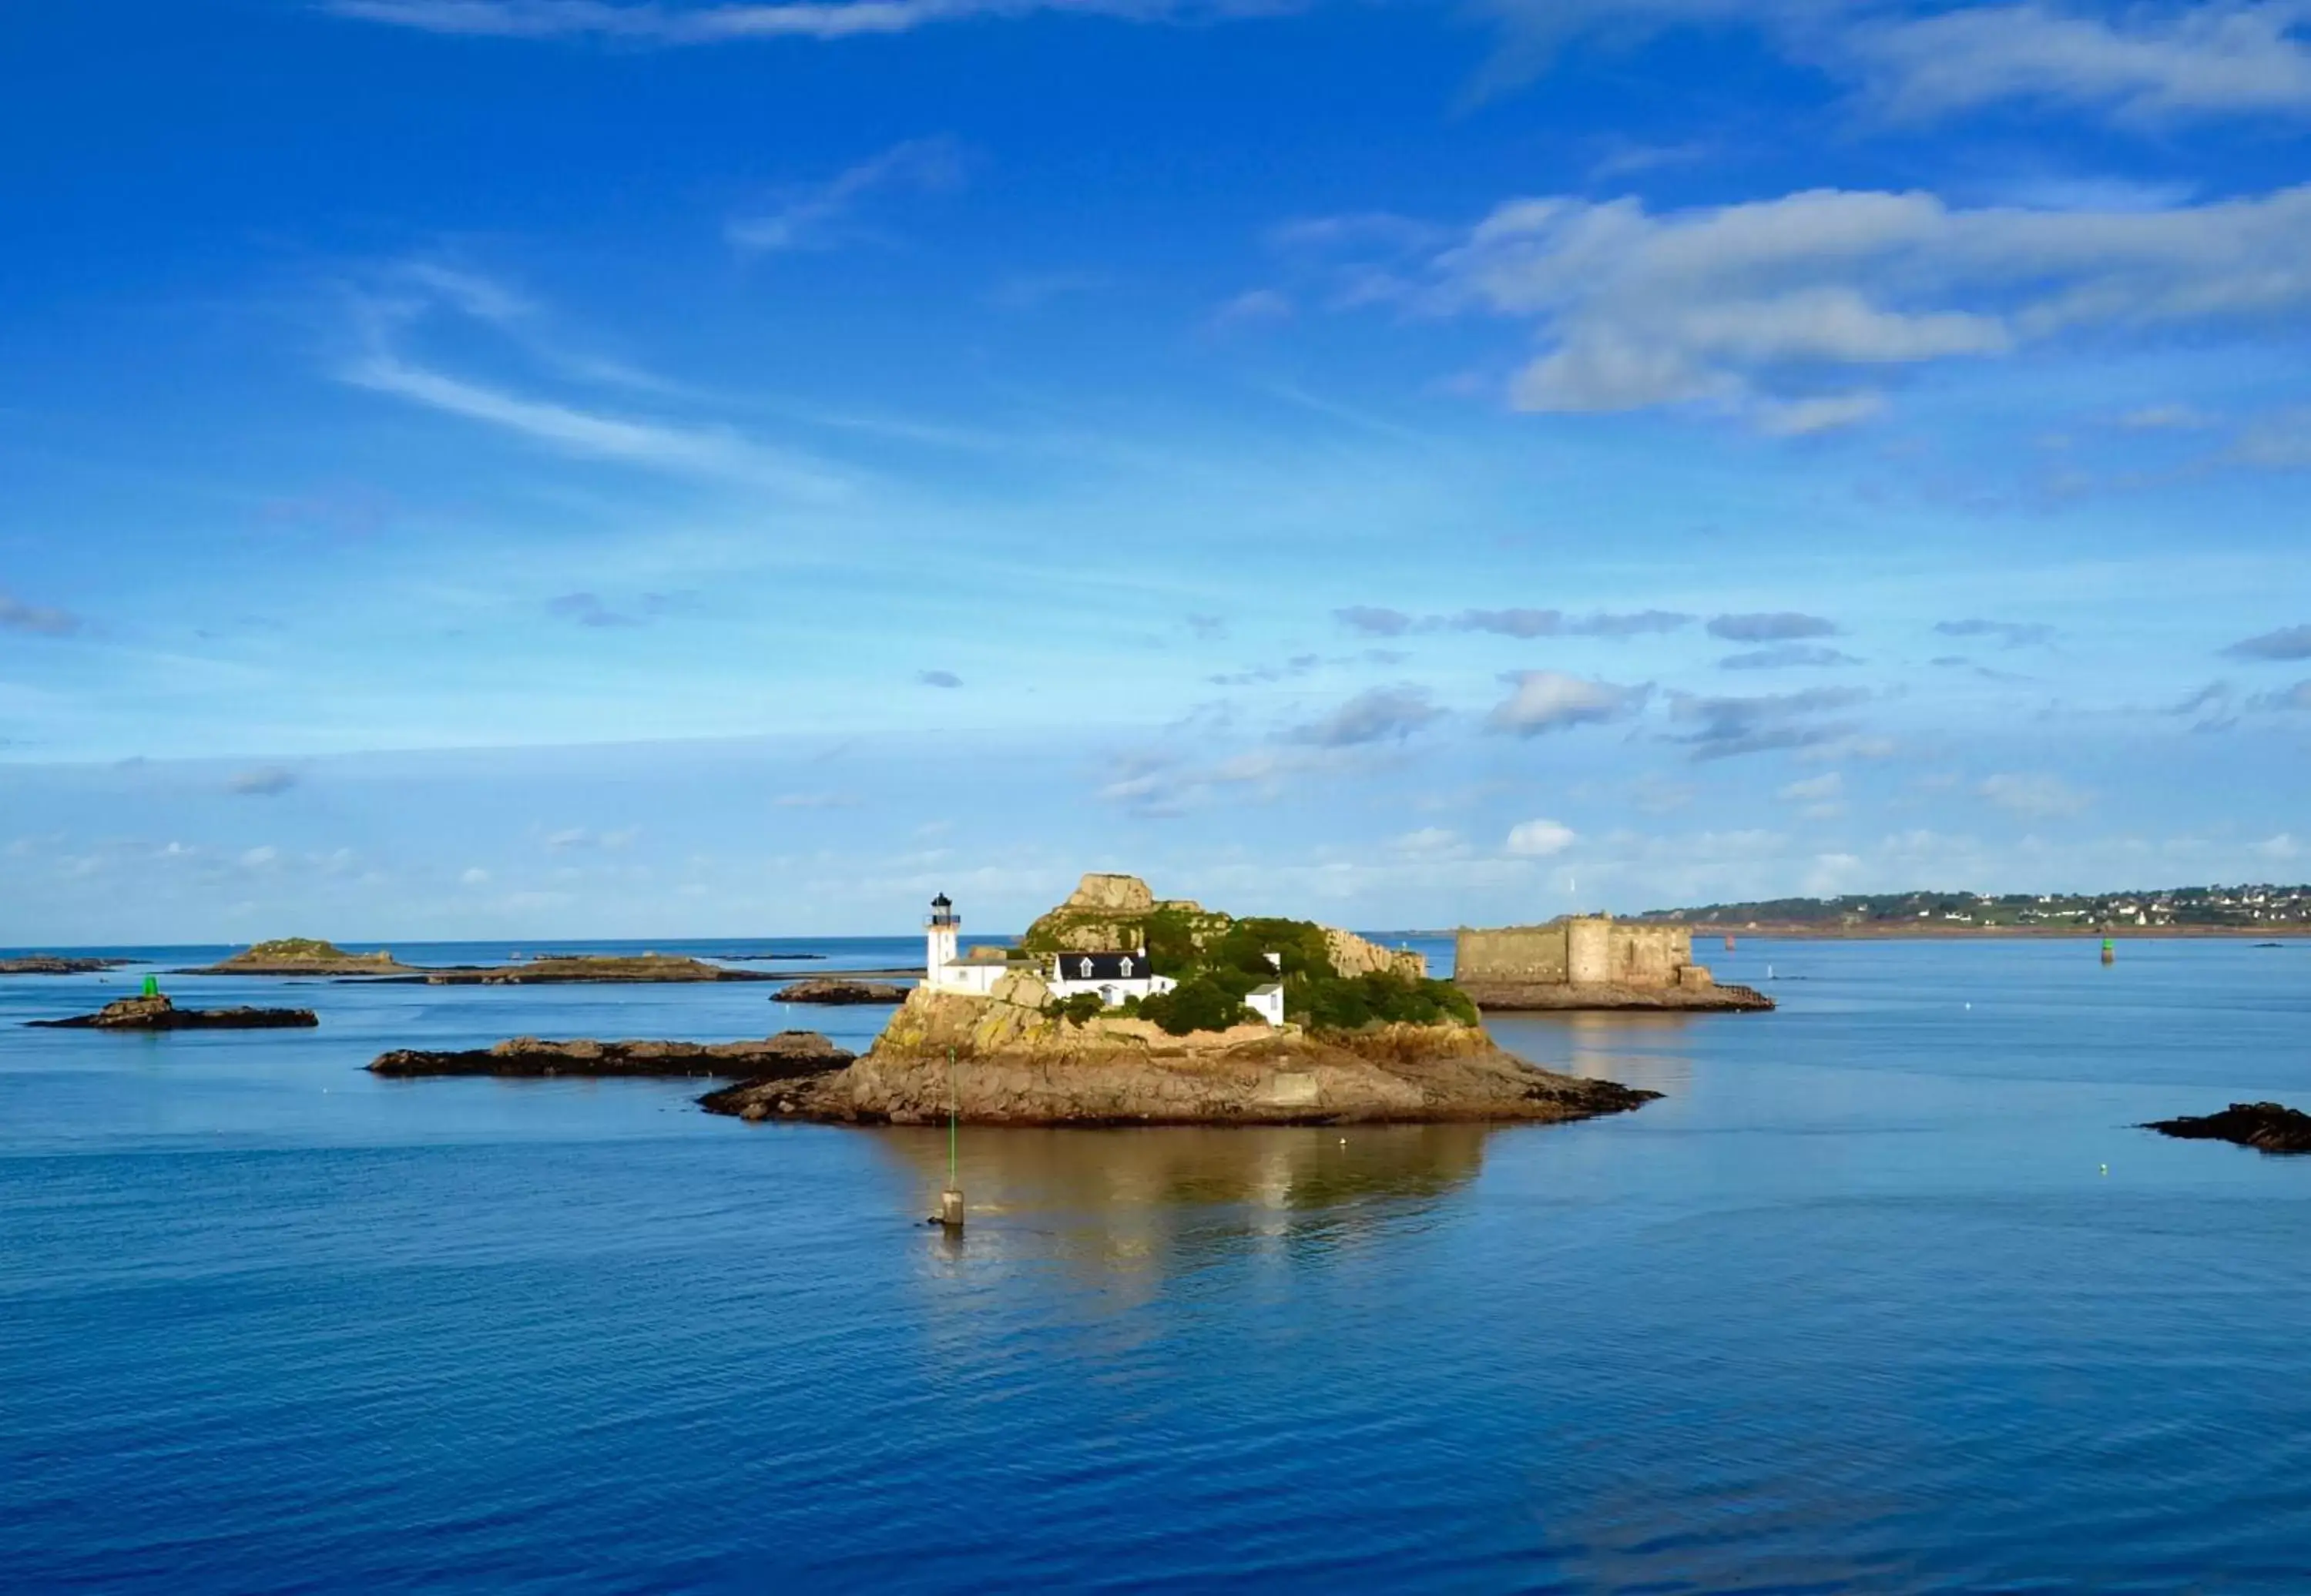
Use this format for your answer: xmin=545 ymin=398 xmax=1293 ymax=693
xmin=3 ymin=0 xmax=2309 ymax=941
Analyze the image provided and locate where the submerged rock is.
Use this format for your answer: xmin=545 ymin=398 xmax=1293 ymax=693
xmin=2143 ymin=1101 xmax=2311 ymax=1155
xmin=369 ymin=1031 xmax=853 ymax=1078
xmin=29 ymin=994 xmax=317 ymax=1031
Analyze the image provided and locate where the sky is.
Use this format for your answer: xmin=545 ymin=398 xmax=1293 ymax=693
xmin=2 ymin=0 xmax=2309 ymax=942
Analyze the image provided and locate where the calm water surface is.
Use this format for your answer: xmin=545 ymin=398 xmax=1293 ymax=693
xmin=4 ymin=937 xmax=2309 ymax=1591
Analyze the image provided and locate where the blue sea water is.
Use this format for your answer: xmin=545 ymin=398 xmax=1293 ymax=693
xmin=3 ymin=936 xmax=2309 ymax=1592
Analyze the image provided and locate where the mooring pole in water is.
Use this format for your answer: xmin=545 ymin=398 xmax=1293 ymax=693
xmin=937 ymin=1044 xmax=964 ymax=1230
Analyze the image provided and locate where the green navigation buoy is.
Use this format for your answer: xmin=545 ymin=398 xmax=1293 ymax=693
xmin=142 ymin=974 xmax=159 ymax=998
xmin=2101 ymin=937 xmax=2115 ymax=965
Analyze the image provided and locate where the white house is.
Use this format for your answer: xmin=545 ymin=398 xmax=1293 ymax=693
xmin=1045 ymin=949 xmax=1176 ymax=1008
xmin=921 ymin=893 xmax=1280 ymax=1025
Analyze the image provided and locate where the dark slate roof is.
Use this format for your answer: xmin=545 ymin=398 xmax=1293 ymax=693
xmin=1051 ymin=951 xmax=1156 ymax=982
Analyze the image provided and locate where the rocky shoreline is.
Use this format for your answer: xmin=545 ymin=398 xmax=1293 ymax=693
xmin=699 ymin=984 xmax=1658 ymax=1128
xmin=1457 ymin=980 xmax=1774 ymax=1013
xmin=369 ymin=1031 xmax=853 ymax=1078
xmin=29 ymin=995 xmax=317 ymax=1031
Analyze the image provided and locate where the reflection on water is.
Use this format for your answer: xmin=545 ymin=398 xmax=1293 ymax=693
xmin=873 ymin=1123 xmax=1492 ymax=1276
xmin=1487 ymin=1011 xmax=1701 ymax=1099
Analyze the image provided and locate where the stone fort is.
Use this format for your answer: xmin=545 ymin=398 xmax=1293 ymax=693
xmin=1454 ymin=916 xmax=1715 ymax=997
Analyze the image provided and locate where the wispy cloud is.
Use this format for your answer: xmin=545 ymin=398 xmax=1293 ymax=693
xmin=327 ymin=0 xmax=1283 ymax=43
xmin=1666 ymin=686 xmax=1868 ymax=761
xmin=1335 ymin=605 xmax=1691 ymax=639
xmin=917 ymin=669 xmax=964 ymax=688
xmin=1290 ymin=685 xmax=1444 ymax=747
xmin=1475 ymin=1 xmax=2311 ymax=126
xmin=1709 ymin=612 xmax=1840 ymax=642
xmin=2223 ymin=623 xmax=2311 ymax=661
xmin=227 ymin=767 xmax=300 ymax=797
xmin=1720 ymin=643 xmax=1860 ymax=669
xmin=1487 ymin=671 xmax=1651 ymax=736
xmin=1937 ymin=618 xmax=2054 ymax=648
xmin=0 ymin=592 xmax=82 ymax=638
xmin=342 ymin=351 xmax=847 ymax=498
xmin=1977 ymin=770 xmax=2091 ymax=817
xmin=728 ymin=137 xmax=964 ymax=253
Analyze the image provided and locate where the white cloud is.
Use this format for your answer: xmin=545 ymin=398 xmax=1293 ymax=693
xmin=1505 ymin=817 xmax=1578 ymax=857
xmin=1843 ymin=3 xmax=2311 ymax=125
xmin=1291 ymin=685 xmax=1444 ymax=747
xmin=1977 ymin=771 xmax=2092 ymax=817
xmin=1419 ymin=182 xmax=2311 ymax=431
xmin=1486 ymin=671 xmax=1651 ymax=736
xmin=2258 ymin=833 xmax=2302 ymax=861
xmin=728 ymin=137 xmax=963 ymax=254
xmin=461 ymin=867 xmax=491 ymax=885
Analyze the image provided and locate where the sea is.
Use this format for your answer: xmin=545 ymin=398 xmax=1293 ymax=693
xmin=3 ymin=935 xmax=2308 ymax=1593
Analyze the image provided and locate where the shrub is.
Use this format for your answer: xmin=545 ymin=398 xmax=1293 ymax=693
xmin=1041 ymin=991 xmax=1108 ymax=1027
xmin=1136 ymin=974 xmax=1256 ymax=1035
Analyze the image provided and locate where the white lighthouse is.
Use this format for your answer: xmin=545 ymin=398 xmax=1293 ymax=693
xmin=926 ymin=891 xmax=960 ymax=972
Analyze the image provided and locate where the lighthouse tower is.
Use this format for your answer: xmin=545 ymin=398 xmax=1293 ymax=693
xmin=925 ymin=892 xmax=960 ymax=984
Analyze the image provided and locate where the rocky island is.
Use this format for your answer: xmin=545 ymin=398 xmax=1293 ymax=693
xmin=702 ymin=874 xmax=1659 ymax=1128
xmin=2144 ymin=1101 xmax=2311 ymax=1154
xmin=179 ymin=937 xmax=421 ymax=976
xmin=0 ymin=955 xmax=139 ymax=976
xmin=771 ymin=977 xmax=912 ymax=1004
xmin=29 ymin=994 xmax=317 ymax=1031
xmin=371 ymin=1031 xmax=852 ymax=1079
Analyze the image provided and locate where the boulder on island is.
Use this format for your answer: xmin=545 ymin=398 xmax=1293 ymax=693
xmin=28 ymin=994 xmax=317 ymax=1031
xmin=2144 ymin=1101 xmax=2311 ymax=1155
xmin=369 ymin=1031 xmax=854 ymax=1078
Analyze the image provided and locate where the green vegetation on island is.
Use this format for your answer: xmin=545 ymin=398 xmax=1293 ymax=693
xmin=1020 ymin=880 xmax=1475 ymax=1036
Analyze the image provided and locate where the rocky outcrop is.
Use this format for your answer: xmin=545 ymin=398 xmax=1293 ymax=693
xmin=771 ymin=977 xmax=911 ymax=1004
xmin=1066 ymin=873 xmax=1156 ymax=914
xmin=1324 ymin=927 xmax=1427 ymax=981
xmin=2144 ymin=1101 xmax=2311 ymax=1154
xmin=181 ymin=938 xmax=418 ymax=976
xmin=0 ymin=956 xmax=137 ymax=976
xmin=29 ymin=994 xmax=317 ymax=1031
xmin=700 ymin=979 xmax=1657 ymax=1128
xmin=1455 ymin=980 xmax=1775 ymax=1013
xmin=369 ymin=1031 xmax=853 ymax=1078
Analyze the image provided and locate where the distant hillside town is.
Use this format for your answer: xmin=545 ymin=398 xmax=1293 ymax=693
xmin=1638 ymin=884 xmax=2311 ymax=931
